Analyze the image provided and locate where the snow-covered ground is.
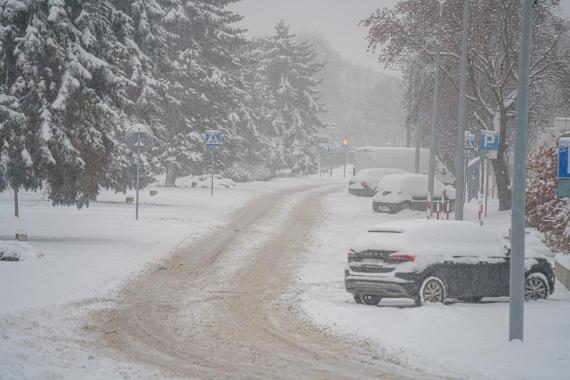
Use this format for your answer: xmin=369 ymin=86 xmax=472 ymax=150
xmin=0 ymin=174 xmax=342 ymax=379
xmin=297 ymin=190 xmax=570 ymax=380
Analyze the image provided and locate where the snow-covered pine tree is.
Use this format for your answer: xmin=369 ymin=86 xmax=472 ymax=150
xmin=254 ymin=21 xmax=325 ymax=174
xmin=156 ymin=0 xmax=250 ymax=186
xmin=0 ymin=0 xmax=156 ymax=207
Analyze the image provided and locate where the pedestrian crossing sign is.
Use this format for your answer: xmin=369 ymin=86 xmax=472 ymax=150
xmin=205 ymin=130 xmax=222 ymax=147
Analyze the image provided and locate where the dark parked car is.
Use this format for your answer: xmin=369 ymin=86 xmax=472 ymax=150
xmin=344 ymin=220 xmax=555 ymax=306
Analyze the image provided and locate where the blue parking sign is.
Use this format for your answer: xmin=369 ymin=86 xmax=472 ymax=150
xmin=558 ymin=137 xmax=570 ymax=197
xmin=559 ymin=138 xmax=570 ymax=179
xmin=204 ymin=130 xmax=222 ymax=147
xmin=480 ymin=130 xmax=500 ymax=151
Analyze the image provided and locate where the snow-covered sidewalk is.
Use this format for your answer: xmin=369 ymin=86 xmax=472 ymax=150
xmin=297 ymin=190 xmax=570 ymax=380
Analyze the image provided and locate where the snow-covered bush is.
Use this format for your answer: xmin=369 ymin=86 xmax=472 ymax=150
xmin=223 ymin=164 xmax=273 ymax=183
xmin=0 ymin=241 xmax=43 ymax=262
xmin=526 ymin=146 xmax=570 ymax=254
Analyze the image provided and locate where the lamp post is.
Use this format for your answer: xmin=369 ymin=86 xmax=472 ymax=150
xmin=454 ymin=0 xmax=470 ymax=220
xmin=510 ymin=0 xmax=534 ymax=343
xmin=427 ymin=0 xmax=446 ymax=219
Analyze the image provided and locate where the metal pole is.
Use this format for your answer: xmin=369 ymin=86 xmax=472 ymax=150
xmin=211 ymin=147 xmax=214 ymax=197
xmin=344 ymin=150 xmax=347 ymax=178
xmin=454 ymin=0 xmax=470 ymax=220
xmin=427 ymin=2 xmax=445 ymax=218
xmin=14 ymin=186 xmax=19 ymax=218
xmin=406 ymin=63 xmax=413 ymax=148
xmin=136 ymin=138 xmax=140 ymax=221
xmin=415 ymin=118 xmax=421 ymax=174
xmin=485 ymin=157 xmax=490 ymax=218
xmin=510 ymin=0 xmax=534 ymax=342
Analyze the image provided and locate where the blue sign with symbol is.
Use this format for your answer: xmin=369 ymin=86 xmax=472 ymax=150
xmin=480 ymin=130 xmax=500 ymax=151
xmin=558 ymin=138 xmax=570 ymax=197
xmin=559 ymin=139 xmax=570 ymax=178
xmin=204 ymin=130 xmax=222 ymax=147
xmin=465 ymin=133 xmax=476 ymax=151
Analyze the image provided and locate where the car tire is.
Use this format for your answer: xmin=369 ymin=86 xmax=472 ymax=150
xmin=417 ymin=277 xmax=447 ymax=306
xmin=353 ymin=294 xmax=363 ymax=304
xmin=361 ymin=295 xmax=382 ymax=306
xmin=525 ymin=272 xmax=550 ymax=301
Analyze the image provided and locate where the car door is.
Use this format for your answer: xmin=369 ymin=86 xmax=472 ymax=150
xmin=442 ymin=257 xmax=490 ymax=298
xmin=482 ymin=256 xmax=510 ymax=297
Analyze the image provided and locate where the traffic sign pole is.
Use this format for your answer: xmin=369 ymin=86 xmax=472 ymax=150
xmin=136 ymin=135 xmax=141 ymax=221
xmin=485 ymin=156 xmax=490 ymax=218
xmin=510 ymin=0 xmax=534 ymax=342
xmin=211 ymin=147 xmax=214 ymax=197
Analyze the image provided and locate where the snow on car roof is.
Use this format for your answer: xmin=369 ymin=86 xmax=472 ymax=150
xmin=353 ymin=168 xmax=406 ymax=179
xmin=352 ymin=219 xmax=505 ymax=257
xmin=378 ymin=173 xmax=446 ymax=197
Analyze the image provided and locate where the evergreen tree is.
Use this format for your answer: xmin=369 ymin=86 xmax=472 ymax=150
xmin=253 ymin=22 xmax=325 ymax=174
xmin=0 ymin=0 xmax=154 ymax=207
xmin=156 ymin=0 xmax=249 ymax=186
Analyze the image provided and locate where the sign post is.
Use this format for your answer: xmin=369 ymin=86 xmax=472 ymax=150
xmin=341 ymin=139 xmax=349 ymax=178
xmin=204 ymin=130 xmax=222 ymax=196
xmin=127 ymin=124 xmax=152 ymax=221
xmin=479 ymin=130 xmax=499 ymax=218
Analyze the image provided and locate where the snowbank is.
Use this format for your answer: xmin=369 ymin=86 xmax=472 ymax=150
xmin=0 ymin=241 xmax=43 ymax=262
xmin=556 ymin=254 xmax=570 ymax=270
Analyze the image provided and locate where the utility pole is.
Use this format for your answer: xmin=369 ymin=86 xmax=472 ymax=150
xmin=454 ymin=0 xmax=470 ymax=221
xmin=427 ymin=1 xmax=445 ymax=218
xmin=510 ymin=0 xmax=534 ymax=342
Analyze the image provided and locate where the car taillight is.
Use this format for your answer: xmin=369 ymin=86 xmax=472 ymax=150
xmin=348 ymin=249 xmax=357 ymax=259
xmin=389 ymin=253 xmax=416 ymax=262
xmin=361 ymin=182 xmax=369 ymax=189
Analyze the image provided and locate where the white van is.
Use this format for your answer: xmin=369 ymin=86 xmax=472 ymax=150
xmin=353 ymin=147 xmax=455 ymax=185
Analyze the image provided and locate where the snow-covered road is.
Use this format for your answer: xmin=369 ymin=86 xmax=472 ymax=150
xmin=2 ymin=177 xmax=569 ymax=379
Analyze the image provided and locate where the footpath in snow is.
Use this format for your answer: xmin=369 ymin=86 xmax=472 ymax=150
xmin=296 ymin=189 xmax=570 ymax=380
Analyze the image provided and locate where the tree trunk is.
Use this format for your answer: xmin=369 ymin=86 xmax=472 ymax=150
xmin=165 ymin=163 xmax=178 ymax=187
xmin=14 ymin=186 xmax=19 ymax=218
xmin=492 ymin=110 xmax=512 ymax=211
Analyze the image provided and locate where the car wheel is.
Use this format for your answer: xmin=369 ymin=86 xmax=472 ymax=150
xmin=418 ymin=277 xmax=447 ymax=306
xmin=525 ymin=273 xmax=550 ymax=301
xmin=353 ymin=294 xmax=363 ymax=304
xmin=361 ymin=295 xmax=382 ymax=306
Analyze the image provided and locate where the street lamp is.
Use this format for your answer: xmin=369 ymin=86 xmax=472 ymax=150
xmin=454 ymin=0 xmax=470 ymax=221
xmin=427 ymin=0 xmax=446 ymax=219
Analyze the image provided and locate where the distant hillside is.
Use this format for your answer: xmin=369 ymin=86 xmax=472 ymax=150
xmin=299 ymin=33 xmax=405 ymax=148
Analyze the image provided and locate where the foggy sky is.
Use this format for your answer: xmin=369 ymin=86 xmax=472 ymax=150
xmin=230 ymin=0 xmax=399 ymax=75
xmin=231 ymin=0 xmax=570 ymax=77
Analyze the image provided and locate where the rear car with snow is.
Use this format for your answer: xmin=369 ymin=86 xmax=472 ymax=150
xmin=344 ymin=220 xmax=555 ymax=306
xmin=372 ymin=173 xmax=455 ymax=213
xmin=348 ymin=168 xmax=407 ymax=197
